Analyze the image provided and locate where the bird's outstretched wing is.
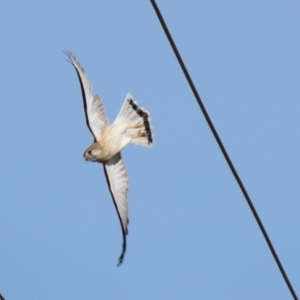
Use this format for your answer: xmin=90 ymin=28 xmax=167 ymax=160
xmin=103 ymin=153 xmax=129 ymax=266
xmin=64 ymin=50 xmax=109 ymax=140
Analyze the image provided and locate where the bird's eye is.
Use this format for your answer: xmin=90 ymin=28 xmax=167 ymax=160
xmin=84 ymin=150 xmax=93 ymax=158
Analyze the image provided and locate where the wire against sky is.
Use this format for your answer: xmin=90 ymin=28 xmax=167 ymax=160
xmin=150 ymin=1 xmax=298 ymax=299
xmin=0 ymin=293 xmax=5 ymax=300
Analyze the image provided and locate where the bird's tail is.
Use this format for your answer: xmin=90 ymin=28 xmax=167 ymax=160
xmin=114 ymin=93 xmax=154 ymax=147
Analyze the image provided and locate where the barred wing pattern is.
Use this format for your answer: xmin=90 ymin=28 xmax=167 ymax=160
xmin=65 ymin=50 xmax=108 ymax=140
xmin=103 ymin=153 xmax=129 ymax=266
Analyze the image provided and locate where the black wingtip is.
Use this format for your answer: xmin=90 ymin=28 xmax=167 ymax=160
xmin=117 ymin=257 xmax=124 ymax=267
xmin=117 ymin=255 xmax=124 ymax=267
xmin=63 ymin=49 xmax=73 ymax=65
xmin=63 ymin=48 xmax=71 ymax=56
xmin=116 ymin=239 xmax=126 ymax=267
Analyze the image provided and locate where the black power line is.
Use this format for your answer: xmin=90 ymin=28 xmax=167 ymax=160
xmin=150 ymin=1 xmax=298 ymax=299
xmin=0 ymin=293 xmax=6 ymax=300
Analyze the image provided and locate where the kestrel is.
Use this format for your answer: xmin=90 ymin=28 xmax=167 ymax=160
xmin=65 ymin=50 xmax=154 ymax=266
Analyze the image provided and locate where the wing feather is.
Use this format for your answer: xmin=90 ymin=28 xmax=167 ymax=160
xmin=103 ymin=153 xmax=129 ymax=266
xmin=65 ymin=50 xmax=109 ymax=140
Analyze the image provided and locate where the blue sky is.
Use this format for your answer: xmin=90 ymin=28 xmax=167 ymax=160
xmin=0 ymin=1 xmax=299 ymax=299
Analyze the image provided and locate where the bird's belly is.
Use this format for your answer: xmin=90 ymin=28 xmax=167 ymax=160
xmin=100 ymin=125 xmax=131 ymax=161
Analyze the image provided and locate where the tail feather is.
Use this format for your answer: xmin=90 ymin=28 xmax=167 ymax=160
xmin=114 ymin=93 xmax=154 ymax=147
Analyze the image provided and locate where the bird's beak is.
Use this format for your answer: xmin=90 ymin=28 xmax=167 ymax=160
xmin=83 ymin=152 xmax=88 ymax=160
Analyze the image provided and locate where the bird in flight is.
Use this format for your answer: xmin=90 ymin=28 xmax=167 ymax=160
xmin=65 ymin=50 xmax=154 ymax=266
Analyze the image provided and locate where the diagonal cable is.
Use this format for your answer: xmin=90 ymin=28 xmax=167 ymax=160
xmin=150 ymin=1 xmax=298 ymax=299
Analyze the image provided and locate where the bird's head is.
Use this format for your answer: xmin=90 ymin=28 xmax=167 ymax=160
xmin=83 ymin=143 xmax=102 ymax=162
